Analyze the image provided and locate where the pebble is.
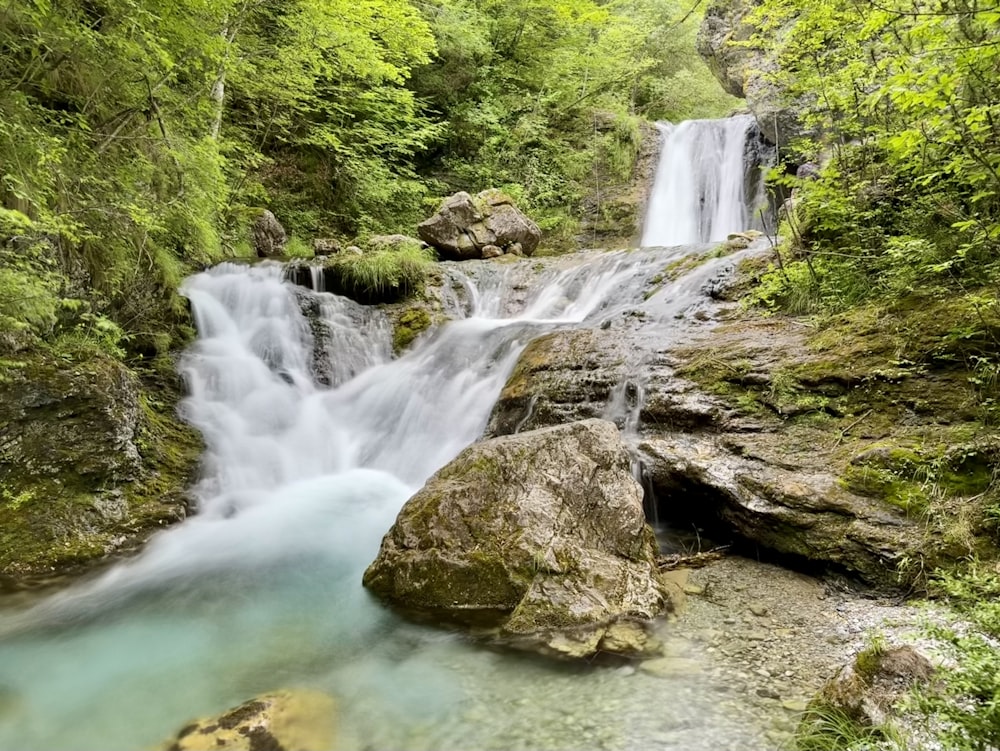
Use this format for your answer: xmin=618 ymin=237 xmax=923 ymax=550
xmin=638 ymin=657 xmax=704 ymax=678
xmin=781 ymin=700 xmax=809 ymax=712
xmin=749 ymin=603 xmax=768 ymax=617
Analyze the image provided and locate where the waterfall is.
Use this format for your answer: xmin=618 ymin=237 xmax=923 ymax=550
xmin=641 ymin=115 xmax=772 ymax=247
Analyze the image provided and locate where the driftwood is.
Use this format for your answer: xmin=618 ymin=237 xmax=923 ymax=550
xmin=655 ymin=546 xmax=729 ymax=571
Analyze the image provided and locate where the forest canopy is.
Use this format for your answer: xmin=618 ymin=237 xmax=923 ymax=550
xmin=0 ymin=0 xmax=734 ymax=359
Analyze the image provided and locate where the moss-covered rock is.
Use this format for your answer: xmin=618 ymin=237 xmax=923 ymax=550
xmin=363 ymin=419 xmax=670 ymax=659
xmin=487 ymin=329 xmax=628 ymax=436
xmin=391 ymin=307 xmax=433 ymax=353
xmin=0 ymin=352 xmax=200 ymax=586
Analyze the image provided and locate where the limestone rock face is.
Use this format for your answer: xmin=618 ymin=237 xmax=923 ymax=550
xmin=0 ymin=353 xmax=198 ymax=582
xmin=417 ymin=190 xmax=541 ymax=260
xmin=251 ymin=210 xmax=286 ymax=257
xmin=638 ymin=434 xmax=922 ymax=585
xmin=164 ymin=689 xmax=338 ymax=751
xmin=363 ymin=418 xmax=669 ymax=659
xmin=478 ymin=255 xmax=959 ymax=588
xmin=698 ymin=0 xmax=812 ymax=147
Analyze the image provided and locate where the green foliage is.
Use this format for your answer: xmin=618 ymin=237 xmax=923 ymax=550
xmin=411 ymin=0 xmax=736 ymax=247
xmin=912 ymin=565 xmax=1000 ymax=751
xmin=793 ymin=702 xmax=900 ymax=751
xmin=742 ymin=0 xmax=1000 ymax=320
xmin=393 ymin=307 xmax=434 ymax=352
xmin=283 ymin=237 xmax=314 ymax=259
xmin=324 ymin=244 xmax=435 ymax=304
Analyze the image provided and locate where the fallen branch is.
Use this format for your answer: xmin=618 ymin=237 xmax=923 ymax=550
xmin=656 ymin=546 xmax=729 ymax=571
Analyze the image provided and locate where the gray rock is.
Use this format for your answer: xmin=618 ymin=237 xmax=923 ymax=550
xmin=363 ymin=419 xmax=670 ymax=659
xmin=418 ymin=190 xmax=541 ymax=260
xmin=311 ymin=238 xmax=341 ymax=255
xmin=486 ymin=329 xmax=628 ymax=436
xmin=251 ymin=209 xmax=286 ymax=257
xmin=481 ymin=244 xmax=504 ymax=259
xmin=698 ymin=0 xmax=813 ymax=147
xmin=638 ymin=434 xmax=922 ymax=586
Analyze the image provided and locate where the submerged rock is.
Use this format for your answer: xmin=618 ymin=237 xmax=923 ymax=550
xmin=363 ymin=419 xmax=670 ymax=659
xmin=164 ymin=689 xmax=338 ymax=751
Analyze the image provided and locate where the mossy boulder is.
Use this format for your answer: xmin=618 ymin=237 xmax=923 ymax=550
xmin=363 ymin=418 xmax=670 ymax=659
xmin=0 ymin=353 xmax=200 ymax=585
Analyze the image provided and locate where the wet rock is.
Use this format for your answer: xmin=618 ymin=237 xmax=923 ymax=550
xmin=486 ymin=329 xmax=627 ymax=436
xmin=363 ymin=419 xmax=670 ymax=659
xmin=640 ymin=656 xmax=704 ymax=678
xmin=481 ymin=244 xmax=503 ymax=259
xmin=164 ymin=689 xmax=338 ymax=751
xmin=251 ymin=209 xmax=286 ymax=257
xmin=418 ymin=190 xmax=541 ymax=260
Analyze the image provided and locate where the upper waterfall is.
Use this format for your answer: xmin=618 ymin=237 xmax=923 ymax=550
xmin=641 ymin=115 xmax=772 ymax=247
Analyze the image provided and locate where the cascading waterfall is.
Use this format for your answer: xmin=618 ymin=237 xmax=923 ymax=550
xmin=0 ymin=122 xmax=774 ymax=751
xmin=641 ymin=115 xmax=773 ymax=247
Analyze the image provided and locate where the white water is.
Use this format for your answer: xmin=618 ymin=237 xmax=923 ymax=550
xmin=642 ymin=115 xmax=768 ymax=247
xmin=0 ymin=251 xmax=784 ymax=751
xmin=0 ymin=121 xmax=781 ymax=750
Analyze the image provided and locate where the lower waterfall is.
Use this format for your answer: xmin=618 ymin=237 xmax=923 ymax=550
xmin=0 ymin=246 xmax=787 ymax=751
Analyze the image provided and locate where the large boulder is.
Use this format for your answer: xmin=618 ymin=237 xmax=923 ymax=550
xmin=251 ymin=210 xmax=286 ymax=258
xmin=363 ymin=419 xmax=670 ymax=659
xmin=417 ymin=190 xmax=541 ymax=260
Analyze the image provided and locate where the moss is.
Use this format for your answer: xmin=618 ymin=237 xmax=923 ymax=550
xmin=320 ymin=243 xmax=435 ymax=304
xmin=392 ymin=307 xmax=432 ymax=353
